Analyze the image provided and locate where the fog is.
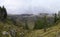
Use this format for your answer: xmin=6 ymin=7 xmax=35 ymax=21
xmin=0 ymin=0 xmax=60 ymax=14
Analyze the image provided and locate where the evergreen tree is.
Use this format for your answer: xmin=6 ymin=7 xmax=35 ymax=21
xmin=34 ymin=19 xmax=44 ymax=29
xmin=25 ymin=19 xmax=28 ymax=29
xmin=34 ymin=17 xmax=44 ymax=29
xmin=23 ymin=17 xmax=28 ymax=29
xmin=43 ymin=15 xmax=47 ymax=32
xmin=0 ymin=6 xmax=7 ymax=22
xmin=2 ymin=6 xmax=7 ymax=19
xmin=34 ymin=20 xmax=37 ymax=29
xmin=54 ymin=13 xmax=57 ymax=23
xmin=0 ymin=6 xmax=3 ymax=20
xmin=0 ymin=6 xmax=1 ymax=18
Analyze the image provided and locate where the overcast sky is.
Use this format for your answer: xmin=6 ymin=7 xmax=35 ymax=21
xmin=0 ymin=0 xmax=60 ymax=14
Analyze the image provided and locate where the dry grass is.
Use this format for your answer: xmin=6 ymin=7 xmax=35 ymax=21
xmin=25 ymin=23 xmax=60 ymax=37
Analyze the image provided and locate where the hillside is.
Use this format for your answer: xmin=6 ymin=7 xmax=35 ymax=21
xmin=0 ymin=19 xmax=28 ymax=37
xmin=0 ymin=18 xmax=60 ymax=37
xmin=25 ymin=22 xmax=60 ymax=37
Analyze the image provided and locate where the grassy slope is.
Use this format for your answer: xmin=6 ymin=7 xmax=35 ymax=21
xmin=25 ymin=22 xmax=60 ymax=37
xmin=0 ymin=19 xmax=60 ymax=37
xmin=0 ymin=19 xmax=26 ymax=37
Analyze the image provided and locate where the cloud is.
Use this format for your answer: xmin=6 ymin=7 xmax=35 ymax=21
xmin=0 ymin=0 xmax=60 ymax=14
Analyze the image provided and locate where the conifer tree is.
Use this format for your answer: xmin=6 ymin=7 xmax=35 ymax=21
xmin=2 ymin=6 xmax=7 ymax=19
xmin=0 ymin=6 xmax=7 ymax=21
xmin=43 ymin=15 xmax=47 ymax=32
xmin=54 ymin=13 xmax=57 ymax=23
xmin=0 ymin=6 xmax=1 ymax=18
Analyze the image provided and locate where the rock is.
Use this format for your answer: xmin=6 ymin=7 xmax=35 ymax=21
xmin=20 ymin=32 xmax=24 ymax=37
xmin=2 ymin=31 xmax=8 ymax=35
xmin=9 ymin=29 xmax=16 ymax=37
